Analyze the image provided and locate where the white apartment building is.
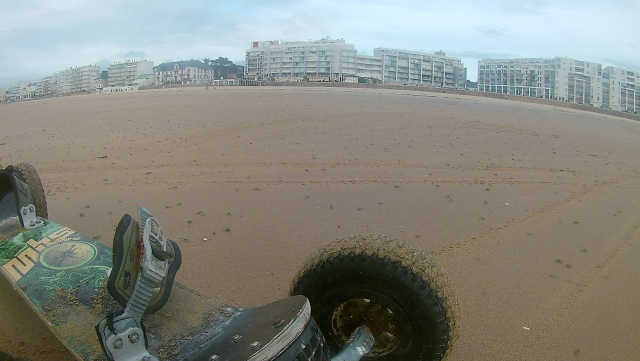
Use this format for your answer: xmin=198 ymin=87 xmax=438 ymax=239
xmin=245 ymin=38 xmax=358 ymax=82
xmin=0 ymin=89 xmax=7 ymax=103
xmin=133 ymin=74 xmax=156 ymax=87
xmin=7 ymin=81 xmax=35 ymax=101
xmin=245 ymin=41 xmax=271 ymax=81
xmin=36 ymin=75 xmax=56 ymax=97
xmin=478 ymin=57 xmax=603 ymax=107
xmin=556 ymin=57 xmax=602 ymax=106
xmin=108 ymin=60 xmax=154 ymax=87
xmin=56 ymin=65 xmax=101 ymax=94
xmin=356 ymin=54 xmax=383 ymax=81
xmin=245 ymin=38 xmax=466 ymax=87
xmin=375 ymin=49 xmax=467 ymax=88
xmin=602 ymin=66 xmax=639 ymax=114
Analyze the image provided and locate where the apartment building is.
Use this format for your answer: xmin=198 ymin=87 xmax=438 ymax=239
xmin=245 ymin=38 xmax=358 ymax=82
xmin=108 ymin=60 xmax=154 ymax=87
xmin=375 ymin=49 xmax=467 ymax=88
xmin=56 ymin=65 xmax=101 ymax=94
xmin=133 ymin=74 xmax=156 ymax=87
xmin=602 ymin=66 xmax=639 ymax=114
xmin=245 ymin=38 xmax=466 ymax=87
xmin=245 ymin=41 xmax=270 ymax=81
xmin=155 ymin=60 xmax=213 ymax=85
xmin=556 ymin=57 xmax=602 ymax=106
xmin=356 ymin=54 xmax=383 ymax=81
xmin=36 ymin=75 xmax=56 ymax=97
xmin=478 ymin=57 xmax=602 ymax=107
xmin=0 ymin=89 xmax=6 ymax=103
xmin=7 ymin=81 xmax=34 ymax=101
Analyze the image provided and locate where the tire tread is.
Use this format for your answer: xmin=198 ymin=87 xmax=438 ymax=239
xmin=290 ymin=234 xmax=459 ymax=360
xmin=13 ymin=163 xmax=48 ymax=219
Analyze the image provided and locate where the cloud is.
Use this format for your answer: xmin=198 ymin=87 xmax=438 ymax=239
xmin=497 ymin=0 xmax=548 ymax=14
xmin=95 ymin=59 xmax=111 ymax=71
xmin=270 ymin=12 xmax=329 ymax=36
xmin=602 ymin=58 xmax=640 ymax=72
xmin=122 ymin=50 xmax=146 ymax=59
xmin=237 ymin=0 xmax=305 ymax=7
xmin=473 ymin=26 xmax=510 ymax=40
xmin=1 ymin=0 xmax=638 ymax=88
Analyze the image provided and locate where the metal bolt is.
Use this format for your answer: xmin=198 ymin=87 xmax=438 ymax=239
xmin=128 ymin=332 xmax=140 ymax=344
xmin=22 ymin=209 xmax=27 ymax=216
xmin=250 ymin=341 xmax=262 ymax=350
xmin=113 ymin=338 xmax=123 ymax=349
xmin=209 ymin=356 xmax=220 ymax=361
xmin=232 ymin=334 xmax=242 ymax=342
xmin=141 ymin=357 xmax=151 ymax=361
xmin=29 ymin=205 xmax=34 ymax=213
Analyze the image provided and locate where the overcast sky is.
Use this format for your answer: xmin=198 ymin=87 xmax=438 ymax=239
xmin=2 ymin=0 xmax=639 ymax=88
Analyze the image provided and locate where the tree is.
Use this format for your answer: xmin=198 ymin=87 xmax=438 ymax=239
xmin=207 ymin=57 xmax=241 ymax=80
xmin=210 ymin=57 xmax=233 ymax=67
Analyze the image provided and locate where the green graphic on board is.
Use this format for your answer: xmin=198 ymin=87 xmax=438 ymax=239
xmin=0 ymin=219 xmax=114 ymax=315
xmin=40 ymin=241 xmax=98 ymax=270
xmin=1 ymin=217 xmax=229 ymax=361
xmin=0 ymin=221 xmax=52 ymax=265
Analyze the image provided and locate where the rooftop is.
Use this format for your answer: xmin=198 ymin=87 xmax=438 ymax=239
xmin=155 ymin=60 xmax=212 ymax=71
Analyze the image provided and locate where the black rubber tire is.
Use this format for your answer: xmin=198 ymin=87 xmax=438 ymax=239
xmin=290 ymin=234 xmax=459 ymax=361
xmin=0 ymin=350 xmax=30 ymax=361
xmin=13 ymin=163 xmax=48 ymax=219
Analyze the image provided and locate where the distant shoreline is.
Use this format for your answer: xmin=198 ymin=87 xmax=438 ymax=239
xmin=4 ymin=81 xmax=639 ymax=122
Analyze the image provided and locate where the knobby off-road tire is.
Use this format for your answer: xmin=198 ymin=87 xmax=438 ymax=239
xmin=13 ymin=163 xmax=48 ymax=219
xmin=290 ymin=234 xmax=459 ymax=361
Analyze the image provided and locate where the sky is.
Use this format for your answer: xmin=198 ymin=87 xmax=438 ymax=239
xmin=1 ymin=0 xmax=639 ymax=88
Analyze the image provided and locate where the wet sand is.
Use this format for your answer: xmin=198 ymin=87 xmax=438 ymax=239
xmin=1 ymin=87 xmax=639 ymax=360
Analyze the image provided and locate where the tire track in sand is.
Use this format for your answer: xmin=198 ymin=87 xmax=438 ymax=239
xmin=519 ymin=204 xmax=640 ymax=358
xmin=436 ymin=183 xmax=640 ymax=360
xmin=431 ymin=184 xmax=607 ymax=261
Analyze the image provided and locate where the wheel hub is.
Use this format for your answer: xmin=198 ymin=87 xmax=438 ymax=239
xmin=330 ymin=297 xmax=409 ymax=357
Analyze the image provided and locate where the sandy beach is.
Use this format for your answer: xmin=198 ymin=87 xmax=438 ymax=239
xmin=1 ymin=86 xmax=639 ymax=360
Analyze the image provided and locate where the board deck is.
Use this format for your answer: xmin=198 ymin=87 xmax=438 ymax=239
xmin=0 ymin=219 xmax=238 ymax=361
